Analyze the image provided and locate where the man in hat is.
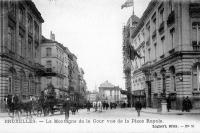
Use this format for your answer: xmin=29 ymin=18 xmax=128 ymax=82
xmin=63 ymin=97 xmax=70 ymax=120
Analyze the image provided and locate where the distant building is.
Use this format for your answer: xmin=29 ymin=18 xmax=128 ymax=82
xmin=87 ymin=91 xmax=98 ymax=103
xmin=99 ymin=81 xmax=122 ymax=104
xmin=0 ymin=0 xmax=44 ymax=111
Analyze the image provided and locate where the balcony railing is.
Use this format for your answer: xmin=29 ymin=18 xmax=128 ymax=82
xmin=192 ymin=41 xmax=200 ymax=51
xmin=190 ymin=3 xmax=200 ymax=18
xmin=0 ymin=46 xmax=38 ymax=68
xmin=167 ymin=11 xmax=175 ymax=26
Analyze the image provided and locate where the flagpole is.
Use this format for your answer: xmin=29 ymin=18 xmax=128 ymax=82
xmin=132 ymin=0 xmax=134 ymax=15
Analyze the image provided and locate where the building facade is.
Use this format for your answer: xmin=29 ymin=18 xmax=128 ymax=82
xmin=125 ymin=0 xmax=200 ymax=109
xmin=0 ymin=0 xmax=44 ymax=111
xmin=99 ymin=81 xmax=122 ymax=104
xmin=40 ymin=32 xmax=69 ymax=98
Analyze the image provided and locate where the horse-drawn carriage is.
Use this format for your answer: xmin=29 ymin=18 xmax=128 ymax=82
xmin=4 ymin=84 xmax=68 ymax=117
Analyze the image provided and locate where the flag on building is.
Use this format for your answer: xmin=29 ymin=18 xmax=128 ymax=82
xmin=121 ymin=0 xmax=134 ymax=9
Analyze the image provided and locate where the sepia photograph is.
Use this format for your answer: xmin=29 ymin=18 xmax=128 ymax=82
xmin=0 ymin=0 xmax=200 ymax=132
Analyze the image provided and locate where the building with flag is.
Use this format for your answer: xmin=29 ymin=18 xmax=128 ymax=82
xmin=123 ymin=0 xmax=200 ymax=109
xmin=122 ymin=14 xmax=140 ymax=106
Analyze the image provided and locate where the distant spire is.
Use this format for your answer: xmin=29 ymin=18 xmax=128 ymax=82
xmin=50 ymin=31 xmax=55 ymax=41
xmin=132 ymin=0 xmax=134 ymax=15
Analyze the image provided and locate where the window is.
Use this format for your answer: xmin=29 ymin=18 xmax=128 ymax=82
xmin=161 ymin=36 xmax=165 ymax=55
xmin=159 ymin=9 xmax=164 ymax=27
xmin=28 ymin=14 xmax=33 ymax=33
xmin=46 ymin=60 xmax=52 ymax=68
xmin=193 ymin=64 xmax=200 ymax=91
xmin=7 ymin=26 xmax=15 ymax=52
xmin=152 ymin=13 xmax=156 ymax=30
xmin=47 ymin=77 xmax=52 ymax=84
xmin=28 ymin=37 xmax=32 ymax=58
xmin=34 ymin=22 xmax=39 ymax=42
xmin=170 ymin=28 xmax=175 ymax=49
xmin=8 ymin=77 xmax=12 ymax=93
xmin=46 ymin=48 xmax=52 ymax=56
xmin=192 ymin=22 xmax=200 ymax=45
xmin=18 ymin=34 xmax=22 ymax=56
xmin=148 ymin=48 xmax=151 ymax=61
xmin=19 ymin=7 xmax=25 ymax=25
xmin=154 ymin=43 xmax=157 ymax=59
xmin=169 ymin=0 xmax=174 ymax=12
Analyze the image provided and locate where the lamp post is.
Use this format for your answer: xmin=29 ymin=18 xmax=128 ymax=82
xmin=160 ymin=67 xmax=167 ymax=113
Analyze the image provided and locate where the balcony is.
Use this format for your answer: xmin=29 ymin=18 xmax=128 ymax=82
xmin=158 ymin=21 xmax=165 ymax=35
xmin=192 ymin=41 xmax=200 ymax=51
xmin=167 ymin=11 xmax=175 ymax=27
xmin=190 ymin=2 xmax=200 ymax=18
xmin=0 ymin=46 xmax=29 ymax=65
xmin=169 ymin=48 xmax=175 ymax=54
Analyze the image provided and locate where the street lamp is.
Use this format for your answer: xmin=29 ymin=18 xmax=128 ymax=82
xmin=177 ymin=73 xmax=183 ymax=82
xmin=160 ymin=67 xmax=167 ymax=113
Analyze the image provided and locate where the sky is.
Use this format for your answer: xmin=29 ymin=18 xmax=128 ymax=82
xmin=33 ymin=0 xmax=150 ymax=91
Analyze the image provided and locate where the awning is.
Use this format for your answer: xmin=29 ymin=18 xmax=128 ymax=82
xmin=120 ymin=90 xmax=131 ymax=95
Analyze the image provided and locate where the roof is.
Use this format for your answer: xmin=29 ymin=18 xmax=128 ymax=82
xmin=25 ymin=0 xmax=44 ymax=23
xmin=99 ymin=80 xmax=115 ymax=88
xmin=131 ymin=0 xmax=158 ymax=39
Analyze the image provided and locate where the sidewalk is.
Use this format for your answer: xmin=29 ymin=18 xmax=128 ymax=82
xmin=140 ymin=107 xmax=200 ymax=115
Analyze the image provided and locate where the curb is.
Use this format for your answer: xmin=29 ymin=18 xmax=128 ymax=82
xmin=141 ymin=110 xmax=200 ymax=115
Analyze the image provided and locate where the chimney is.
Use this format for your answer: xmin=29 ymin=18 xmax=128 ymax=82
xmin=50 ymin=31 xmax=55 ymax=41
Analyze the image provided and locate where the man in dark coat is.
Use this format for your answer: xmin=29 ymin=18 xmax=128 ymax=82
xmin=185 ymin=96 xmax=192 ymax=112
xmin=63 ymin=98 xmax=70 ymax=120
xmin=167 ymin=96 xmax=171 ymax=112
xmin=135 ymin=99 xmax=142 ymax=117
xmin=182 ymin=97 xmax=186 ymax=112
xmin=86 ymin=101 xmax=91 ymax=112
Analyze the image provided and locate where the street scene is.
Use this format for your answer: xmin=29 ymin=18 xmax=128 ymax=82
xmin=1 ymin=0 xmax=200 ymax=132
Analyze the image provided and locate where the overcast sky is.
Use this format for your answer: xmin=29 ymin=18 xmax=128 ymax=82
xmin=33 ymin=0 xmax=150 ymax=91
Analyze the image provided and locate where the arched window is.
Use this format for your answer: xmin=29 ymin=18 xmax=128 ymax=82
xmin=192 ymin=63 xmax=200 ymax=91
xmin=8 ymin=67 xmax=17 ymax=94
xmin=153 ymin=73 xmax=157 ymax=93
xmin=19 ymin=70 xmax=26 ymax=98
xmin=29 ymin=74 xmax=35 ymax=96
xmin=169 ymin=66 xmax=176 ymax=92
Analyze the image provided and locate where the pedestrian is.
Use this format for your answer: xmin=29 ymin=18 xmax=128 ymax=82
xmin=135 ymin=99 xmax=142 ymax=117
xmin=167 ymin=96 xmax=171 ymax=112
xmin=63 ymin=98 xmax=70 ymax=120
xmin=86 ymin=101 xmax=91 ymax=112
xmin=182 ymin=97 xmax=186 ymax=112
xmin=185 ymin=96 xmax=192 ymax=112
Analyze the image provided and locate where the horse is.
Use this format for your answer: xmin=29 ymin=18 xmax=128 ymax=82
xmin=4 ymin=95 xmax=14 ymax=117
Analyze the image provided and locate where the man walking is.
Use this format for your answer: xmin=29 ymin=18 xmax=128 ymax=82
xmin=135 ymin=99 xmax=142 ymax=117
xmin=63 ymin=98 xmax=70 ymax=120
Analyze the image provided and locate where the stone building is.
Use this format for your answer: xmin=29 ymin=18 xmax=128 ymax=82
xmin=122 ymin=14 xmax=140 ymax=106
xmin=68 ymin=53 xmax=81 ymax=102
xmin=125 ymin=0 xmax=200 ymax=109
xmin=40 ymin=32 xmax=69 ymax=98
xmin=0 ymin=0 xmax=44 ymax=111
xmin=99 ymin=81 xmax=122 ymax=104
